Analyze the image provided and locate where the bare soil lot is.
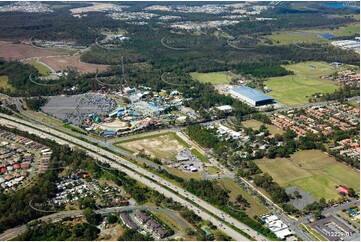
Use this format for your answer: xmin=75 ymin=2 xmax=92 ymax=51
xmin=119 ymin=133 xmax=186 ymax=160
xmin=70 ymin=3 xmax=116 ymax=14
xmin=0 ymin=41 xmax=61 ymax=60
xmin=40 ymin=55 xmax=109 ymax=73
xmin=0 ymin=41 xmax=109 ymax=74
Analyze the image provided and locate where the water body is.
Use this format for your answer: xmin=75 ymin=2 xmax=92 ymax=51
xmin=320 ymin=33 xmax=336 ymax=39
xmin=323 ymin=2 xmax=360 ymax=10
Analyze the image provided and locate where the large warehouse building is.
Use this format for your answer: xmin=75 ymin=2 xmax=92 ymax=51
xmin=230 ymin=86 xmax=275 ymax=106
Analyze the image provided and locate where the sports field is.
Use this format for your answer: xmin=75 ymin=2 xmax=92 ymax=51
xmin=190 ymin=72 xmax=233 ymax=85
xmin=267 ymin=61 xmax=341 ymax=106
xmin=117 ymin=132 xmax=187 ymax=160
xmin=242 ymin=120 xmax=284 ymax=135
xmin=218 ymin=178 xmax=269 ymax=217
xmin=254 ymin=150 xmax=360 ymax=201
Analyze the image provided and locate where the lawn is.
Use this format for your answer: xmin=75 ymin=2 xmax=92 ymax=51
xmin=284 ymin=61 xmax=342 ymax=78
xmin=218 ymin=178 xmax=269 ymax=218
xmin=264 ymin=32 xmax=329 ymax=45
xmin=242 ymin=120 xmax=284 ymax=135
xmin=254 ymin=150 xmax=360 ymax=201
xmin=207 ymin=166 xmax=221 ymax=175
xmin=191 ymin=148 xmax=208 ymax=162
xmin=266 ymin=61 xmax=341 ymax=106
xmin=116 ymin=132 xmax=188 ymax=160
xmin=349 ymin=101 xmax=360 ymax=110
xmin=28 ymin=61 xmax=51 ymax=76
xmin=166 ymin=167 xmax=203 ymax=180
xmin=190 ymin=72 xmax=233 ymax=85
xmin=150 ymin=210 xmax=184 ymax=232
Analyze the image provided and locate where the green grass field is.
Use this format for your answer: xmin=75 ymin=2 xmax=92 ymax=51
xmin=218 ymin=178 xmax=269 ymax=217
xmin=264 ymin=32 xmax=329 ymax=45
xmin=266 ymin=61 xmax=341 ymax=106
xmin=191 ymin=148 xmax=208 ymax=162
xmin=263 ymin=23 xmax=359 ymax=46
xmin=150 ymin=210 xmax=184 ymax=232
xmin=349 ymin=101 xmax=360 ymax=110
xmin=166 ymin=167 xmax=203 ymax=180
xmin=190 ymin=72 xmax=233 ymax=85
xmin=242 ymin=120 xmax=284 ymax=135
xmin=254 ymin=150 xmax=360 ymax=201
xmin=0 ymin=75 xmax=13 ymax=91
xmin=207 ymin=166 xmax=220 ymax=175
xmin=29 ymin=61 xmax=51 ymax=76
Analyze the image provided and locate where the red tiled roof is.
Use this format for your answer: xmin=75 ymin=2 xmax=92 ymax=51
xmin=20 ymin=163 xmax=30 ymax=168
xmin=337 ymin=186 xmax=349 ymax=194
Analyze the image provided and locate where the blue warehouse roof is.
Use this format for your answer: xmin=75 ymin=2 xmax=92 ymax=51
xmin=231 ymin=86 xmax=274 ymax=102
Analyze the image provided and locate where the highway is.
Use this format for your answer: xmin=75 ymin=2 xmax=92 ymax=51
xmin=0 ymin=114 xmax=268 ymax=241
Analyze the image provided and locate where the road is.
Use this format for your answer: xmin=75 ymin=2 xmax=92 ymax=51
xmin=0 ymin=205 xmax=190 ymax=241
xmin=0 ymin=114 xmax=267 ymax=241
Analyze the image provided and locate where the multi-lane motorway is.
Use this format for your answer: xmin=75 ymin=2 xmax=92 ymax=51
xmin=0 ymin=113 xmax=268 ymax=241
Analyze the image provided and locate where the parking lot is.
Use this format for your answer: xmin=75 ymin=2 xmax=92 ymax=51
xmin=41 ymin=93 xmax=117 ymax=125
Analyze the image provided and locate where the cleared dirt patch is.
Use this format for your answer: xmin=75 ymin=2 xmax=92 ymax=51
xmin=40 ymin=55 xmax=109 ymax=73
xmin=70 ymin=3 xmax=116 ymax=14
xmin=0 ymin=41 xmax=61 ymax=60
xmin=119 ymin=133 xmax=186 ymax=160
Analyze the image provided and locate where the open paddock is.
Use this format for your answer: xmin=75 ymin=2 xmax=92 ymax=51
xmin=117 ymin=132 xmax=186 ymax=161
xmin=254 ymin=150 xmax=360 ymax=201
xmin=266 ymin=61 xmax=342 ymax=106
xmin=40 ymin=55 xmax=109 ymax=74
xmin=242 ymin=120 xmax=284 ymax=135
xmin=165 ymin=167 xmax=203 ymax=180
xmin=70 ymin=3 xmax=116 ymax=15
xmin=190 ymin=72 xmax=234 ymax=85
xmin=263 ymin=23 xmax=359 ymax=46
xmin=0 ymin=41 xmax=63 ymax=60
xmin=218 ymin=178 xmax=269 ymax=218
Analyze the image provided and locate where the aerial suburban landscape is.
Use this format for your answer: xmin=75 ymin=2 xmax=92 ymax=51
xmin=0 ymin=0 xmax=360 ymax=241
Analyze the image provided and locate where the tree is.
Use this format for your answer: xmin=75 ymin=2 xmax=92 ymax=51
xmin=106 ymin=213 xmax=118 ymax=224
xmin=312 ymin=209 xmax=322 ymax=220
xmin=348 ymin=188 xmax=356 ymax=197
xmin=293 ymin=190 xmax=302 ymax=199
xmin=83 ymin=208 xmax=100 ymax=225
xmin=282 ymin=204 xmax=298 ymax=214
xmin=319 ymin=197 xmax=327 ymax=207
xmin=79 ymin=197 xmax=96 ymax=209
